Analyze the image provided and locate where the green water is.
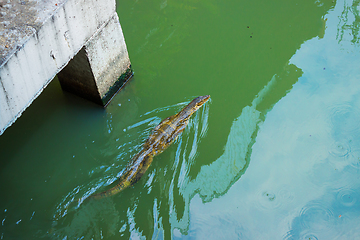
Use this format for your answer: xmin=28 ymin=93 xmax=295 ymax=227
xmin=2 ymin=0 xmax=360 ymax=238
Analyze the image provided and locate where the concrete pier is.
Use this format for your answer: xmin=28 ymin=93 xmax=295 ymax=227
xmin=0 ymin=0 xmax=132 ymax=135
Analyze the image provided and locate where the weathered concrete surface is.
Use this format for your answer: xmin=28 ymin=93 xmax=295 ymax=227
xmin=0 ymin=0 xmax=131 ymax=135
xmin=58 ymin=13 xmax=131 ymax=106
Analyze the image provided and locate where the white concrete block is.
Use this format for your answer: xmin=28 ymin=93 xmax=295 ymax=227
xmin=0 ymin=0 xmax=130 ymax=135
xmin=85 ymin=13 xmax=131 ymax=101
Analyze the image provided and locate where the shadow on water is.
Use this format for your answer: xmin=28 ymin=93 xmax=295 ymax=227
xmin=0 ymin=77 xmax=105 ymax=168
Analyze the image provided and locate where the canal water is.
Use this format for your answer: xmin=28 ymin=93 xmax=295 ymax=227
xmin=1 ymin=0 xmax=360 ymax=239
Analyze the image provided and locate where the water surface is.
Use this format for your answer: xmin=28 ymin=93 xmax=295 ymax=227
xmin=1 ymin=0 xmax=360 ymax=239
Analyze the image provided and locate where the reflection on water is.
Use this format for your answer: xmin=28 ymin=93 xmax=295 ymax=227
xmin=169 ymin=75 xmax=277 ymax=235
xmin=337 ymin=0 xmax=360 ymax=44
xmin=285 ymin=183 xmax=360 ymax=239
xmin=1 ymin=0 xmax=359 ymax=238
xmin=179 ymin=0 xmax=360 ymax=239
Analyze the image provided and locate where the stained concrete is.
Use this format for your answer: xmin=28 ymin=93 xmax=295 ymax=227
xmin=0 ymin=0 xmax=131 ymax=135
xmin=57 ymin=13 xmax=131 ymax=106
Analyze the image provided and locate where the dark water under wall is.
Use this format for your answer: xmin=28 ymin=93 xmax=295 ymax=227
xmin=1 ymin=0 xmax=360 ymax=239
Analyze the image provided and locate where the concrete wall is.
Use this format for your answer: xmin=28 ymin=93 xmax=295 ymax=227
xmin=0 ymin=0 xmax=131 ymax=135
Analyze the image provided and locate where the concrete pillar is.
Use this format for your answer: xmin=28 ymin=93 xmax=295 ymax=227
xmin=57 ymin=13 xmax=132 ymax=106
xmin=0 ymin=0 xmax=132 ymax=135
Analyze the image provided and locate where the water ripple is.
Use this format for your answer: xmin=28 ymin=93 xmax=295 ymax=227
xmin=336 ymin=188 xmax=357 ymax=207
xmin=298 ymin=202 xmax=334 ymax=230
xmin=327 ymin=139 xmax=352 ymax=170
xmin=301 ymin=233 xmax=319 ymax=240
xmin=283 ymin=230 xmax=319 ymax=240
xmin=349 ymin=148 xmax=360 ymax=168
xmin=256 ymin=187 xmax=294 ymax=211
xmin=328 ymin=103 xmax=360 ymax=135
xmin=328 ymin=140 xmax=351 ymax=158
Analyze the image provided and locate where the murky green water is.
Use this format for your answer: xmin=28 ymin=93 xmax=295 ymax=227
xmin=1 ymin=0 xmax=360 ymax=238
